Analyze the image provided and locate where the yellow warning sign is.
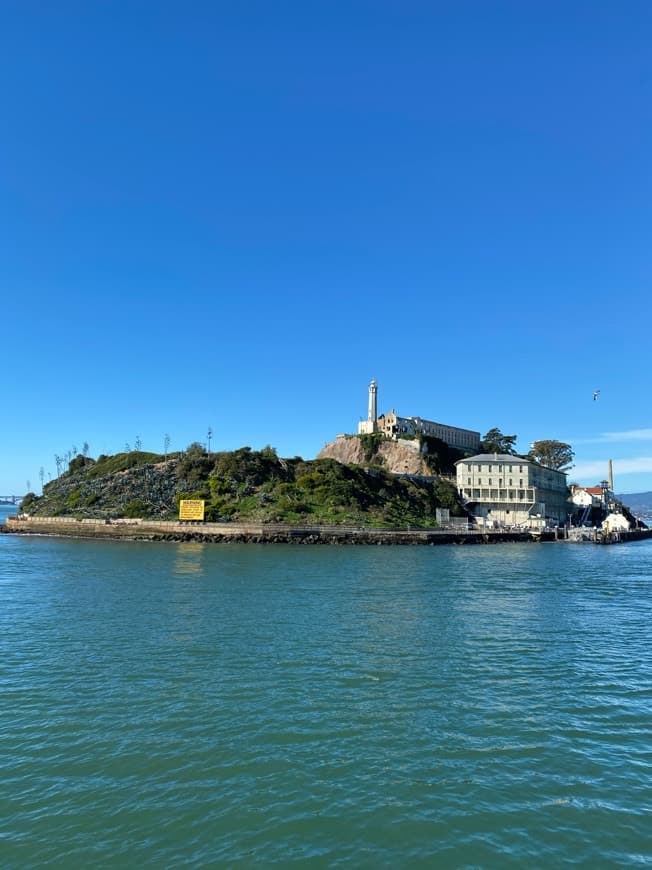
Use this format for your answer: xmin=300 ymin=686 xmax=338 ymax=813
xmin=179 ymin=499 xmax=205 ymax=521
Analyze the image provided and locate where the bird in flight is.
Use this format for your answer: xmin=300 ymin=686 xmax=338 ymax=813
xmin=593 ymin=390 xmax=600 ymax=401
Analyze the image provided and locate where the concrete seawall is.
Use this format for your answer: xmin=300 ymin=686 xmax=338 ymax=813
xmin=5 ymin=516 xmax=650 ymax=545
xmin=3 ymin=516 xmax=539 ymax=545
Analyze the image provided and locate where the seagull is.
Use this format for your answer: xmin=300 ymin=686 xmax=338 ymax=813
xmin=593 ymin=390 xmax=600 ymax=401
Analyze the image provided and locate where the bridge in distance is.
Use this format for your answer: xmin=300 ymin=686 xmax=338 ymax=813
xmin=0 ymin=495 xmax=24 ymax=505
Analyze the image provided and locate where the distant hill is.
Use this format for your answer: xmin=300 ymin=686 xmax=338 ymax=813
xmin=618 ymin=492 xmax=652 ymax=513
xmin=19 ymin=445 xmax=467 ymax=528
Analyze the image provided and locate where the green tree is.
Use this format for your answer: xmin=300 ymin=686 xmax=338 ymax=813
xmin=480 ymin=427 xmax=518 ymax=455
xmin=527 ymin=440 xmax=574 ymax=471
xmin=177 ymin=442 xmax=214 ymax=488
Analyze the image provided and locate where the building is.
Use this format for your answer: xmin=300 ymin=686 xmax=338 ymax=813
xmin=357 ymin=379 xmax=379 ymax=435
xmin=376 ymin=410 xmax=480 ymax=452
xmin=357 ymin=380 xmax=481 ymax=453
xmin=570 ymin=485 xmax=605 ymax=508
xmin=456 ymin=453 xmax=569 ymax=528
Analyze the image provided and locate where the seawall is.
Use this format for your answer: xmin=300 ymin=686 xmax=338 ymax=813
xmin=3 ymin=516 xmax=539 ymax=545
xmin=5 ymin=516 xmax=650 ymax=545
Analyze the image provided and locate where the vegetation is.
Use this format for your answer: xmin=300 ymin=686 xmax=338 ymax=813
xmin=358 ymin=432 xmax=385 ymax=464
xmin=123 ymin=499 xmax=155 ymax=518
xmin=21 ymin=492 xmax=37 ymax=512
xmin=527 ymin=440 xmax=574 ymax=471
xmin=21 ymin=444 xmax=469 ymax=527
xmin=480 ymin=427 xmax=518 ymax=455
xmin=418 ymin=435 xmax=465 ymax=475
xmin=85 ymin=451 xmax=167 ymax=479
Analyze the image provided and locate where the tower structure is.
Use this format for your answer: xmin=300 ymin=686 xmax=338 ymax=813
xmin=358 ymin=379 xmax=378 ymax=434
xmin=368 ymin=379 xmax=377 ymax=427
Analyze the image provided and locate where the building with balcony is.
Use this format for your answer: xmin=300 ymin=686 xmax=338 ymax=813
xmin=456 ymin=454 xmax=570 ymax=528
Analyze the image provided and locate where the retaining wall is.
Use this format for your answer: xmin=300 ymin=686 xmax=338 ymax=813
xmin=3 ymin=516 xmax=537 ymax=546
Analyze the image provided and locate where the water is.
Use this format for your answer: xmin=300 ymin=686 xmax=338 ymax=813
xmin=1 ymin=506 xmax=651 ymax=866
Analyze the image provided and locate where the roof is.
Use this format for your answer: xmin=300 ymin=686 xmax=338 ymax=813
xmin=455 ymin=454 xmax=568 ymax=474
xmin=456 ymin=454 xmax=529 ymax=463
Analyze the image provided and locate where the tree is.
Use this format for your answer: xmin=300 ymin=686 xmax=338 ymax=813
xmin=177 ymin=442 xmax=213 ymax=488
xmin=164 ymin=433 xmax=171 ymax=455
xmin=135 ymin=435 xmax=142 ymax=451
xmin=39 ymin=467 xmax=45 ymax=493
xmin=82 ymin=442 xmax=89 ymax=457
xmin=480 ymin=427 xmax=518 ymax=455
xmin=527 ymin=440 xmax=574 ymax=471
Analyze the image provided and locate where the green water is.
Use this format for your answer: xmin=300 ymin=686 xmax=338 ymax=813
xmin=1 ymin=511 xmax=651 ymax=866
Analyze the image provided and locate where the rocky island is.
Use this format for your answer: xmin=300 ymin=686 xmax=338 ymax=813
xmin=12 ymin=441 xmax=464 ymax=528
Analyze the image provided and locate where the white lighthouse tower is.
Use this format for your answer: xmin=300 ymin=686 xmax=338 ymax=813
xmin=358 ymin=379 xmax=378 ymax=434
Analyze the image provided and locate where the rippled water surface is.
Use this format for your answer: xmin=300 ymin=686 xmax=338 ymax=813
xmin=1 ymin=510 xmax=651 ymax=866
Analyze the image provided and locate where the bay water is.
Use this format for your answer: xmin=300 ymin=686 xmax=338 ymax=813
xmin=1 ymin=504 xmax=651 ymax=866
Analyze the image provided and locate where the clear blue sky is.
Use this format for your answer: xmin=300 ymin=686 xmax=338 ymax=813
xmin=1 ymin=1 xmax=650 ymax=495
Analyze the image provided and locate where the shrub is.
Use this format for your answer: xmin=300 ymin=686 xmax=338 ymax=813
xmin=359 ymin=432 xmax=384 ymax=463
xmin=123 ymin=499 xmax=151 ymax=518
xmin=87 ymin=452 xmax=162 ymax=479
xmin=20 ymin=492 xmax=37 ymax=511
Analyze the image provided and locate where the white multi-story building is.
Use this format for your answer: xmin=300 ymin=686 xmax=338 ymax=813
xmin=376 ymin=410 xmax=480 ymax=452
xmin=357 ymin=380 xmax=480 ymax=453
xmin=456 ymin=453 xmax=569 ymax=528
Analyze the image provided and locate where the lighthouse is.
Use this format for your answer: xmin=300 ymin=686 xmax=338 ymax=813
xmin=358 ymin=379 xmax=378 ymax=434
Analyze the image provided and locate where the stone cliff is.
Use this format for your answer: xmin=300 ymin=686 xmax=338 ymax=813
xmin=317 ymin=435 xmax=434 ymax=476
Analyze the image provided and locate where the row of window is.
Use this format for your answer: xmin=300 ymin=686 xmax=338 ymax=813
xmin=462 ymin=489 xmax=535 ymax=501
xmin=469 ymin=464 xmax=525 ymax=473
xmin=468 ymin=478 xmax=524 ymax=486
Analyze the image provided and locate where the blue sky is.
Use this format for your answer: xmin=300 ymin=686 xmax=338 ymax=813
xmin=1 ymin=1 xmax=650 ymax=495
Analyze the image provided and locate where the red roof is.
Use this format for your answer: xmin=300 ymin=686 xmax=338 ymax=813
xmin=574 ymin=485 xmax=603 ymax=495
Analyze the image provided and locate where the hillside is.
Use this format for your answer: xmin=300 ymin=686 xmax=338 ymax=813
xmin=318 ymin=433 xmax=465 ymax=476
xmin=20 ymin=445 xmax=467 ymax=528
xmin=619 ymin=491 xmax=652 ymax=512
